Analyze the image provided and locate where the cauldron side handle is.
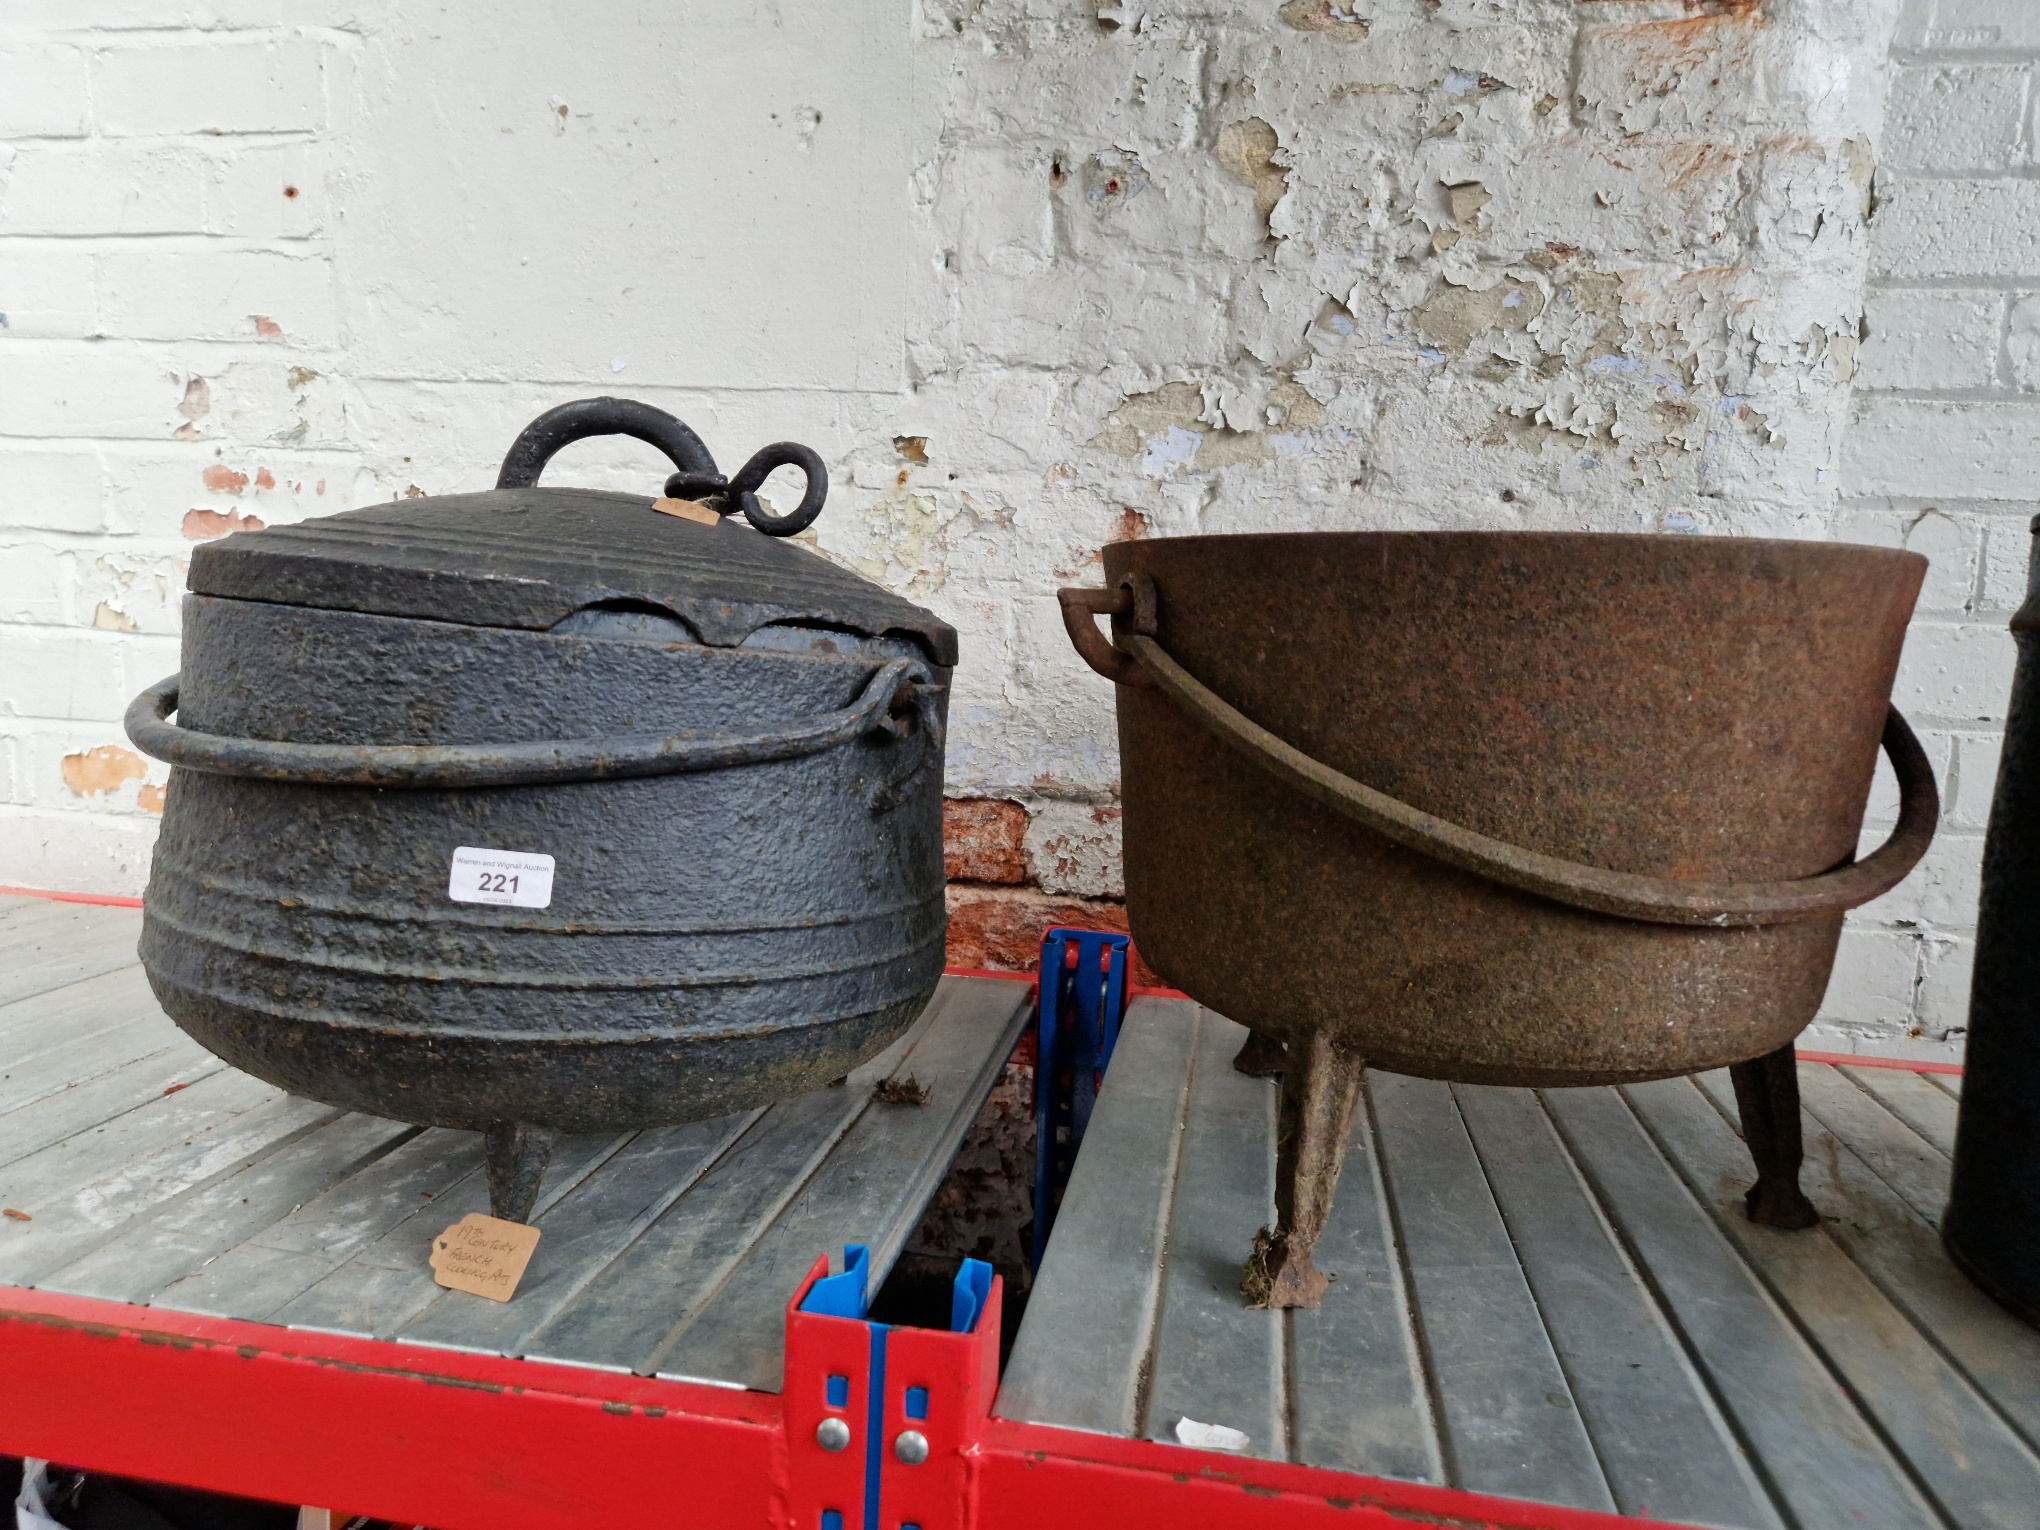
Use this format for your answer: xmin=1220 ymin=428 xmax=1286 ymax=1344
xmin=1057 ymin=585 xmax=1151 ymax=688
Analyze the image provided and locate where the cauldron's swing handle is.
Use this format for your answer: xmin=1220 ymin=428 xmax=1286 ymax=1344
xmin=1058 ymin=578 xmax=1939 ymax=929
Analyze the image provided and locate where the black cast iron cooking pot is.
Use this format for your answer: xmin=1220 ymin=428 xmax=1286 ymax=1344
xmin=125 ymin=399 xmax=955 ymax=1218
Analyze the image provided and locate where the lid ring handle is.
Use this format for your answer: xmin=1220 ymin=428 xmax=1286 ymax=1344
xmin=718 ymin=442 xmax=828 ymax=538
xmin=496 ymin=398 xmax=720 ymax=489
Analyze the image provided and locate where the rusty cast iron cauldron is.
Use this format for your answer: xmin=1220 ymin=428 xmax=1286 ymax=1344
xmin=1945 ymin=514 xmax=2040 ymax=1328
xmin=127 ymin=399 xmax=955 ymax=1220
xmin=1062 ymin=532 xmax=1939 ymax=1307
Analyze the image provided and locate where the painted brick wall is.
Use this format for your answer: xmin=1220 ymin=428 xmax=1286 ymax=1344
xmin=1813 ymin=0 xmax=2039 ymax=1060
xmin=7 ymin=1 xmax=2013 ymax=1063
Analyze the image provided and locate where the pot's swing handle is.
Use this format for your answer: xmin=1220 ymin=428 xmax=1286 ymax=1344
xmin=125 ymin=661 xmax=929 ymax=791
xmin=497 ymin=397 xmax=720 ymax=488
xmin=1058 ymin=575 xmax=1939 ymax=929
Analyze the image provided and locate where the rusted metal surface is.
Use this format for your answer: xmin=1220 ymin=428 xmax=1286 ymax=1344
xmin=1946 ymin=515 xmax=2040 ymax=1328
xmin=128 ymin=400 xmax=955 ymax=1218
xmin=1064 ymin=531 xmax=1935 ymax=1306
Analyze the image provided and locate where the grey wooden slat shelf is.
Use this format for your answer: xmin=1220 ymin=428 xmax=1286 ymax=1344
xmin=0 ymin=899 xmax=1031 ymax=1394
xmin=999 ymin=996 xmax=2040 ymax=1530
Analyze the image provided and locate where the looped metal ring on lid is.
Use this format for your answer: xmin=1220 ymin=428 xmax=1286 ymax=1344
xmin=727 ymin=442 xmax=828 ymax=536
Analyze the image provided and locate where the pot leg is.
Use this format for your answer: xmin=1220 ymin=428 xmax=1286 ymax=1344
xmin=484 ymin=1120 xmax=558 ymax=1225
xmin=1233 ymin=1029 xmax=1288 ymax=1078
xmin=1729 ymin=1043 xmax=1820 ymax=1230
xmin=1242 ymin=1030 xmax=1366 ymax=1310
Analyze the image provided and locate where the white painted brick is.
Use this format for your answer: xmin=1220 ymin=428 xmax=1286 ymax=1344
xmin=0 ymin=804 xmax=156 ymax=896
xmin=103 ymin=449 xmax=362 ymax=539
xmin=203 ymin=142 xmax=318 ymax=239
xmin=92 ymin=37 xmax=326 ymax=138
xmin=117 ymin=632 xmax=182 ymax=701
xmin=1890 ymin=619 xmax=2019 ymax=724
xmin=1025 ymin=799 xmax=1124 ymax=899
xmin=0 ymin=631 xmax=129 ymax=720
xmin=0 ymin=43 xmax=90 ymax=138
xmin=0 ymin=242 xmax=97 ymax=339
xmin=1880 ymin=65 xmax=2029 ymax=174
xmin=95 ymin=248 xmax=336 ymax=345
xmin=0 ymin=541 xmax=67 ymax=623
xmin=0 ymin=735 xmax=18 ymax=805
xmin=20 ymin=721 xmax=167 ymax=813
xmin=0 ymin=449 xmax=105 ymax=534
xmin=1980 ymin=515 xmax=2036 ymax=610
xmin=1922 ymin=0 xmax=2040 ymax=52
xmin=1830 ymin=503 xmax=1981 ymax=614
xmin=1814 ymin=927 xmax=1920 ymax=1035
xmin=2007 ymin=293 xmax=2040 ymax=391
xmin=1951 ymin=730 xmax=2006 ymax=831
xmin=1850 ymin=829 xmax=1985 ymax=930
xmin=1872 ymin=179 xmax=2040 ymax=281
xmin=1913 ymin=936 xmax=1975 ymax=1050
xmin=71 ymin=546 xmax=186 ymax=635
xmin=1844 ymin=399 xmax=2040 ymax=499
xmin=0 ymin=349 xmax=202 ymax=438
xmin=0 ymin=143 xmax=209 ymax=236
xmin=1856 ymin=289 xmax=2004 ymax=391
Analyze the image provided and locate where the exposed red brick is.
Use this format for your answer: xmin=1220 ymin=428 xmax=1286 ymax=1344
xmin=202 ymin=465 xmax=249 ymax=494
xmin=182 ymin=508 xmax=265 ymax=540
xmin=252 ymin=315 xmax=283 ymax=338
xmin=945 ymin=886 xmax=1164 ymax=988
xmin=254 ymin=467 xmax=276 ymax=490
xmin=60 ymin=745 xmax=146 ymax=799
xmin=943 ymin=797 xmax=1031 ymax=885
xmin=1110 ymin=506 xmax=1149 ymax=542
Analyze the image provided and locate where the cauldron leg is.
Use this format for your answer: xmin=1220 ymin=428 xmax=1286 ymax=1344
xmin=1233 ymin=1029 xmax=1288 ymax=1078
xmin=1729 ymin=1043 xmax=1820 ymax=1230
xmin=484 ymin=1120 xmax=558 ymax=1224
xmin=1242 ymin=1030 xmax=1366 ymax=1310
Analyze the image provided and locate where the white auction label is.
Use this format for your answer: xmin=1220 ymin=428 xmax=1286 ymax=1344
xmin=447 ymin=846 xmax=555 ymax=909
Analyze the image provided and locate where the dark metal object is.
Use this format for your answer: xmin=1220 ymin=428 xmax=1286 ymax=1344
xmin=129 ymin=399 xmax=955 ymax=1221
xmin=1063 ymin=532 xmax=1937 ymax=1306
xmin=1728 ymin=1043 xmax=1820 ymax=1230
xmin=1031 ymin=928 xmax=1130 ymax=1271
xmin=1946 ymin=515 xmax=2040 ymax=1327
xmin=483 ymin=1121 xmax=557 ymax=1227
xmin=497 ymin=398 xmax=831 ymax=538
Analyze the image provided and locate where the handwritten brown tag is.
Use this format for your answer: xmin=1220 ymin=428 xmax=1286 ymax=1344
xmin=430 ymin=1213 xmax=540 ymax=1302
xmin=651 ymin=497 xmax=721 ymax=526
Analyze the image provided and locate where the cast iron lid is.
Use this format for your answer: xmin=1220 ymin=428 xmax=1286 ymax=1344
xmin=188 ymin=398 xmax=958 ymax=667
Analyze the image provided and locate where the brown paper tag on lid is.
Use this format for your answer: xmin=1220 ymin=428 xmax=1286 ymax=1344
xmin=430 ymin=1213 xmax=541 ymax=1302
xmin=651 ymin=496 xmax=721 ymax=526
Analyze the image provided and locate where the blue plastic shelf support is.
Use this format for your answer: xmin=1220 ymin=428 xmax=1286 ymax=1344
xmin=1030 ymin=927 xmax=1131 ymax=1271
